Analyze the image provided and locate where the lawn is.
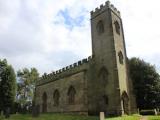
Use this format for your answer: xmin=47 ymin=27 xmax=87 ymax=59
xmin=148 ymin=115 xmax=160 ymax=120
xmin=105 ymin=114 xmax=140 ymax=120
xmin=0 ymin=114 xmax=99 ymax=120
xmin=0 ymin=114 xmax=160 ymax=120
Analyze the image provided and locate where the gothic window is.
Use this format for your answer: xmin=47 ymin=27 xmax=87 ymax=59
xmin=98 ymin=67 xmax=108 ymax=85
xmin=42 ymin=92 xmax=47 ymax=113
xmin=53 ymin=89 xmax=60 ymax=106
xmin=68 ymin=86 xmax=76 ymax=105
xmin=114 ymin=21 xmax=120 ymax=35
xmin=96 ymin=20 xmax=104 ymax=35
xmin=118 ymin=51 xmax=124 ymax=64
xmin=103 ymin=95 xmax=109 ymax=105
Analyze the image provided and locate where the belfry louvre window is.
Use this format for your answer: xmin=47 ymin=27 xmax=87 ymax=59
xmin=68 ymin=86 xmax=76 ymax=104
xmin=96 ymin=20 xmax=104 ymax=35
xmin=53 ymin=89 xmax=60 ymax=106
xmin=114 ymin=21 xmax=120 ymax=35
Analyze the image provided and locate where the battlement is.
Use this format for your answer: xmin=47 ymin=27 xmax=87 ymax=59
xmin=36 ymin=55 xmax=93 ymax=86
xmin=90 ymin=1 xmax=120 ymax=18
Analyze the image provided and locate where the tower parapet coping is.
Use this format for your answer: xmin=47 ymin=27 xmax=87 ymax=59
xmin=90 ymin=1 xmax=120 ymax=19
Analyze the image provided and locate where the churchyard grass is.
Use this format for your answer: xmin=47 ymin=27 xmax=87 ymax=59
xmin=105 ymin=115 xmax=160 ymax=120
xmin=0 ymin=114 xmax=99 ymax=120
xmin=105 ymin=114 xmax=140 ymax=120
xmin=148 ymin=115 xmax=160 ymax=120
xmin=0 ymin=114 xmax=160 ymax=120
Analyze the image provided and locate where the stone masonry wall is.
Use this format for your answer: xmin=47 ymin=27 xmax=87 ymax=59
xmin=35 ymin=57 xmax=91 ymax=114
xmin=35 ymin=71 xmax=88 ymax=113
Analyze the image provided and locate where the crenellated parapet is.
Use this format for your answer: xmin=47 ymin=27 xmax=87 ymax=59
xmin=36 ymin=56 xmax=93 ymax=86
xmin=90 ymin=1 xmax=120 ymax=19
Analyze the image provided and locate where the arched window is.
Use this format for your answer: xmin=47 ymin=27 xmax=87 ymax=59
xmin=42 ymin=92 xmax=47 ymax=113
xmin=53 ymin=89 xmax=60 ymax=106
xmin=118 ymin=51 xmax=124 ymax=64
xmin=68 ymin=86 xmax=76 ymax=104
xmin=98 ymin=67 xmax=109 ymax=85
xmin=96 ymin=20 xmax=104 ymax=35
xmin=114 ymin=21 xmax=120 ymax=35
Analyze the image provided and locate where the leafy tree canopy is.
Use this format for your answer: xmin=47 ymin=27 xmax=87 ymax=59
xmin=0 ymin=59 xmax=16 ymax=110
xmin=129 ymin=57 xmax=160 ymax=109
xmin=16 ymin=68 xmax=39 ymax=106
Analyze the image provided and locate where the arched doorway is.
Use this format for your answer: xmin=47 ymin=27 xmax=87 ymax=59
xmin=121 ymin=91 xmax=129 ymax=114
xmin=42 ymin=92 xmax=47 ymax=113
xmin=99 ymin=95 xmax=109 ymax=112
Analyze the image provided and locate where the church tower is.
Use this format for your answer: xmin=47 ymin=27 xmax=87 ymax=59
xmin=87 ymin=1 xmax=136 ymax=115
xmin=35 ymin=1 xmax=136 ymax=116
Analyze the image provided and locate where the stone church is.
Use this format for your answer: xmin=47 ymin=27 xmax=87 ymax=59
xmin=35 ymin=1 xmax=137 ymax=116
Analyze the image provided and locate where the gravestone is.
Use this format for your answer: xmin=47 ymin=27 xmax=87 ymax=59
xmin=154 ymin=109 xmax=157 ymax=115
xmin=32 ymin=105 xmax=40 ymax=117
xmin=1 ymin=110 xmax=3 ymax=116
xmin=100 ymin=112 xmax=105 ymax=120
xmin=5 ymin=107 xmax=10 ymax=118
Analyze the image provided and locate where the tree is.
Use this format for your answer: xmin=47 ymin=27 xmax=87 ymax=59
xmin=0 ymin=59 xmax=16 ymax=112
xmin=16 ymin=68 xmax=39 ymax=109
xmin=129 ymin=57 xmax=160 ymax=109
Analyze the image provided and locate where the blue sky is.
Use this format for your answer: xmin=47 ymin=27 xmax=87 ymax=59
xmin=57 ymin=9 xmax=85 ymax=29
xmin=0 ymin=0 xmax=159 ymax=75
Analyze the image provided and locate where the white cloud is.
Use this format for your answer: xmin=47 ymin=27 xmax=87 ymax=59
xmin=117 ymin=0 xmax=160 ymax=73
xmin=0 ymin=0 xmax=159 ymax=74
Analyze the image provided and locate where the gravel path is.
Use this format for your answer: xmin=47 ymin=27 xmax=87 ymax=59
xmin=140 ymin=116 xmax=148 ymax=120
